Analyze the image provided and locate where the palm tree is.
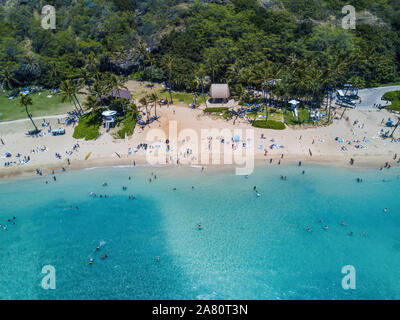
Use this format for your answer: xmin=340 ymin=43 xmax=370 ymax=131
xmin=126 ymin=103 xmax=139 ymax=120
xmin=226 ymin=62 xmax=243 ymax=85
xmin=195 ymin=64 xmax=210 ymax=107
xmin=23 ymin=55 xmax=41 ymax=84
xmin=20 ymin=95 xmax=39 ymax=133
xmin=59 ymin=80 xmax=82 ymax=116
xmin=162 ymin=54 xmax=176 ymax=104
xmin=84 ymin=94 xmax=100 ymax=115
xmin=205 ymin=54 xmax=221 ymax=83
xmin=79 ymin=67 xmax=95 ymax=88
xmin=0 ymin=67 xmax=18 ymax=90
xmin=90 ymin=78 xmax=108 ymax=108
xmin=390 ymin=117 xmax=400 ymax=138
xmin=139 ymin=96 xmax=150 ymax=124
xmin=148 ymin=93 xmax=158 ymax=118
xmin=73 ymin=80 xmax=85 ymax=114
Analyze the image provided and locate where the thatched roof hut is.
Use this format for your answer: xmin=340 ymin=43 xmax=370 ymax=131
xmin=209 ymin=84 xmax=230 ymax=102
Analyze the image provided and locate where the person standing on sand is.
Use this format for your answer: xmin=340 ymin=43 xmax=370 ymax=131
xmin=0 ymin=138 xmax=4 ymax=145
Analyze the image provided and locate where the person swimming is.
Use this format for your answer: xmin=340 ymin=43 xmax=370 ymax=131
xmin=383 ymin=208 xmax=388 ymax=213
xmin=156 ymin=256 xmax=160 ymax=262
xmin=305 ymin=226 xmax=312 ymax=232
xmin=197 ymin=224 xmax=203 ymax=230
xmin=341 ymin=221 xmax=347 ymax=226
xmin=89 ymin=258 xmax=94 ymax=265
xmin=101 ymin=254 xmax=108 ymax=260
xmin=323 ymin=225 xmax=328 ymax=230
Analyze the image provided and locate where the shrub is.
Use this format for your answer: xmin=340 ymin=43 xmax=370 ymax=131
xmin=117 ymin=113 xmax=136 ymax=139
xmin=252 ymin=120 xmax=286 ymax=130
xmin=204 ymin=107 xmax=229 ymax=113
xmin=73 ymin=113 xmax=101 ymax=140
xmin=382 ymin=90 xmax=400 ymax=102
xmin=382 ymin=90 xmax=400 ymax=112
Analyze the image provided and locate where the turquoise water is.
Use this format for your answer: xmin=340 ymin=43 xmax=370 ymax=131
xmin=0 ymin=165 xmax=400 ymax=300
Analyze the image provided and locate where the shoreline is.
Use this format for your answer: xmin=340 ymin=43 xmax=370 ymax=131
xmin=1 ymin=100 xmax=400 ymax=181
xmin=1 ymin=153 xmax=398 ymax=182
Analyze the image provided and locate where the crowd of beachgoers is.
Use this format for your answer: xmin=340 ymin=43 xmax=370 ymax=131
xmin=1 ymin=95 xmax=400 ymax=179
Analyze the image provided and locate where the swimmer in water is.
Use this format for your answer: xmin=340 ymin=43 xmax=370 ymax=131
xmin=96 ymin=245 xmax=100 ymax=251
xmin=349 ymin=232 xmax=353 ymax=236
xmin=89 ymin=258 xmax=94 ymax=265
xmin=198 ymin=224 xmax=203 ymax=230
xmin=101 ymin=254 xmax=108 ymax=260
xmin=305 ymin=226 xmax=311 ymax=232
xmin=341 ymin=221 xmax=347 ymax=226
xmin=323 ymin=225 xmax=328 ymax=230
xmin=156 ymin=256 xmax=160 ymax=262
xmin=383 ymin=208 xmax=388 ymax=213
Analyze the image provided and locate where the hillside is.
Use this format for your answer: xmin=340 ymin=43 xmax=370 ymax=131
xmin=0 ymin=0 xmax=399 ymax=90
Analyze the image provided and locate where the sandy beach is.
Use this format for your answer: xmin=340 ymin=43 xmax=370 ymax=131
xmin=1 ymin=100 xmax=400 ymax=179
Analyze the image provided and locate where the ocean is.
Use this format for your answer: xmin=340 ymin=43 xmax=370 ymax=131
xmin=0 ymin=164 xmax=399 ymax=300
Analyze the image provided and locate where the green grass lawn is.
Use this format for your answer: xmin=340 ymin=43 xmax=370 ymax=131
xmin=0 ymin=90 xmax=75 ymax=122
xmin=158 ymin=90 xmax=209 ymax=106
xmin=267 ymin=108 xmax=284 ymax=122
xmin=133 ymin=86 xmax=209 ymax=106
xmin=284 ymin=108 xmax=311 ymax=125
xmin=382 ymin=90 xmax=400 ymax=112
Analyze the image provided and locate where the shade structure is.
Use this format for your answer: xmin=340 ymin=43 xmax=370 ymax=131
xmin=209 ymin=84 xmax=230 ymax=100
xmin=102 ymin=110 xmax=117 ymax=117
xmin=108 ymin=89 xmax=131 ymax=100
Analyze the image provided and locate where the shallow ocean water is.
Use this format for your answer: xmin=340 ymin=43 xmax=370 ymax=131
xmin=0 ymin=164 xmax=399 ymax=300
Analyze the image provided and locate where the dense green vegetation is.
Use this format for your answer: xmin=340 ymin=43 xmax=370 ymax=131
xmin=72 ymin=112 xmax=101 ymax=140
xmin=117 ymin=113 xmax=136 ymax=139
xmin=253 ymin=120 xmax=286 ymax=130
xmin=204 ymin=107 xmax=229 ymax=113
xmin=382 ymin=90 xmax=400 ymax=112
xmin=0 ymin=0 xmax=399 ymax=120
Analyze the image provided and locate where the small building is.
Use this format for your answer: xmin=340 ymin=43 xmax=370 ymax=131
xmin=289 ymin=99 xmax=300 ymax=110
xmin=209 ymin=84 xmax=230 ymax=103
xmin=108 ymin=89 xmax=131 ymax=101
xmin=102 ymin=110 xmax=117 ymax=132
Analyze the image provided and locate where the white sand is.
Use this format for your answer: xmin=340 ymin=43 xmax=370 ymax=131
xmin=1 ymin=101 xmax=399 ymax=179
